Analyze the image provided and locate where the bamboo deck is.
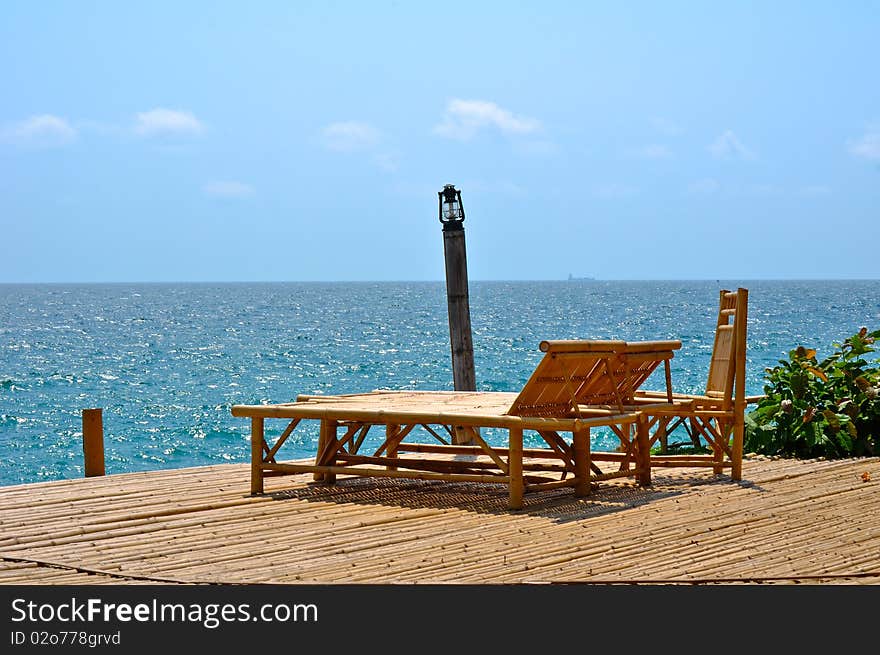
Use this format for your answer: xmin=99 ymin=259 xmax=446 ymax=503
xmin=1 ymin=456 xmax=879 ymax=585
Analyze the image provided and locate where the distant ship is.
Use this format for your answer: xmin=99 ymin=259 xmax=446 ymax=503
xmin=567 ymin=273 xmax=597 ymax=281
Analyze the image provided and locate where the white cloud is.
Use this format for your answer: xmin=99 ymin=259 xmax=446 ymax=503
xmin=135 ymin=108 xmax=204 ymax=137
xmin=650 ymin=117 xmax=683 ymax=136
xmin=433 ymin=99 xmax=540 ymax=140
xmin=848 ymin=125 xmax=880 ymax=161
xmin=708 ymin=130 xmax=756 ymax=160
xmin=687 ymin=178 xmax=721 ymax=194
xmin=1 ymin=114 xmax=77 ymax=147
xmin=626 ymin=144 xmax=673 ymax=159
xmin=321 ymin=121 xmax=380 ymax=151
xmin=203 ymin=181 xmax=254 ymax=198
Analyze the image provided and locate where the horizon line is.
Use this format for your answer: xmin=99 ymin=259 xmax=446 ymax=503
xmin=2 ymin=277 xmax=879 ymax=285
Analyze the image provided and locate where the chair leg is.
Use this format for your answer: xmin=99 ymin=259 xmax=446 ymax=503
xmin=386 ymin=423 xmax=400 ymax=472
xmin=319 ymin=419 xmax=339 ymax=484
xmin=688 ymin=418 xmax=702 ymax=449
xmin=508 ymin=427 xmax=524 ymax=510
xmin=712 ymin=419 xmax=725 ymax=475
xmin=250 ymin=417 xmax=264 ymax=495
xmin=573 ymin=427 xmax=591 ymax=497
xmin=731 ymin=419 xmax=744 ymax=481
xmin=636 ymin=416 xmax=651 ymax=486
xmin=656 ymin=418 xmax=668 ymax=454
xmin=313 ymin=419 xmax=327 ymax=482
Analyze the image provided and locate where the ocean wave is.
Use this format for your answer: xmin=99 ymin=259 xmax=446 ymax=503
xmin=2 ymin=280 xmax=879 ymax=486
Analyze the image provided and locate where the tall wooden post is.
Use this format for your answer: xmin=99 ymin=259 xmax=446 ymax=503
xmin=441 ymin=194 xmax=476 ymax=391
xmin=82 ymin=408 xmax=105 ymax=477
xmin=439 ymin=184 xmax=476 ymax=445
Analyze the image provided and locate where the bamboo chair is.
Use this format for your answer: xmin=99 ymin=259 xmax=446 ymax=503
xmin=633 ymin=288 xmax=749 ymax=480
xmin=235 ymin=339 xmax=682 ymax=508
xmin=315 ymin=339 xmax=681 ymax=484
xmin=509 ymin=339 xmax=681 ymax=418
xmin=506 ymin=338 xmax=682 ymax=485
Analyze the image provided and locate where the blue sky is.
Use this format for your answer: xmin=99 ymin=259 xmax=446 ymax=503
xmin=1 ymin=1 xmax=878 ymax=282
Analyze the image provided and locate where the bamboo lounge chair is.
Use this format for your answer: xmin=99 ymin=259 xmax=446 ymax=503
xmin=231 ymin=339 xmax=681 ymax=509
xmin=633 ymin=288 xmax=750 ymax=479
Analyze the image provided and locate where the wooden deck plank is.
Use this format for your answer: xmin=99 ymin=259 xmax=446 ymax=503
xmin=1 ymin=457 xmax=878 ymax=585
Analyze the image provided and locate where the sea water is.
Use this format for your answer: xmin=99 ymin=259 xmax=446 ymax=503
xmin=1 ymin=280 xmax=878 ymax=486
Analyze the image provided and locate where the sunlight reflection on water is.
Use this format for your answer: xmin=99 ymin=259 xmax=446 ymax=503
xmin=1 ymin=280 xmax=877 ymax=484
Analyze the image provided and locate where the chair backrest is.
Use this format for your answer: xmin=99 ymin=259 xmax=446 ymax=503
xmin=507 ymin=339 xmax=681 ymax=417
xmin=705 ymin=288 xmax=749 ymax=409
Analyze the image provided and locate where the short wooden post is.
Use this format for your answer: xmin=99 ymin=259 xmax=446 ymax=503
xmin=573 ymin=427 xmax=591 ymax=497
xmin=438 ymin=184 xmax=476 ymax=446
xmin=250 ymin=417 xmax=264 ymax=495
xmin=636 ymin=415 xmax=651 ymax=486
xmin=508 ymin=426 xmax=524 ymax=510
xmin=81 ymin=408 xmax=105 ymax=477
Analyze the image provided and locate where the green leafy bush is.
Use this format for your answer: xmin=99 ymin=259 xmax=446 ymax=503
xmin=745 ymin=328 xmax=880 ymax=458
